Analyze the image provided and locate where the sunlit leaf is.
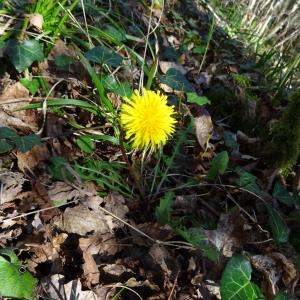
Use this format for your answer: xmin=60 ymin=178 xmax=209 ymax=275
xmin=220 ymin=255 xmax=263 ymax=300
xmin=0 ymin=249 xmax=37 ymax=300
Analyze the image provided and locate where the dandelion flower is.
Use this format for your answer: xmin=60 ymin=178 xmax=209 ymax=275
xmin=120 ymin=88 xmax=176 ymax=151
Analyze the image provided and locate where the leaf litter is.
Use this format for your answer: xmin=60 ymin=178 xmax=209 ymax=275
xmin=0 ymin=1 xmax=300 ymax=299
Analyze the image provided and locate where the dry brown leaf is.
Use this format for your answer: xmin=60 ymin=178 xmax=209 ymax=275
xmin=0 ymin=82 xmax=38 ymax=132
xmin=270 ymin=252 xmax=298 ymax=289
xmin=204 ymin=210 xmax=248 ymax=257
xmin=16 ymin=144 xmax=49 ymax=172
xmin=42 ymin=274 xmax=100 ymax=300
xmin=0 ymin=169 xmax=26 ymax=204
xmin=248 ymin=254 xmax=279 ymax=297
xmin=195 ymin=110 xmax=213 ymax=150
xmin=28 ymin=13 xmax=43 ymax=31
xmin=55 ymin=204 xmax=110 ymax=235
xmin=32 ymin=180 xmax=61 ymax=222
xmin=24 ymin=242 xmax=61 ymax=273
xmin=79 ymin=237 xmax=100 ymax=285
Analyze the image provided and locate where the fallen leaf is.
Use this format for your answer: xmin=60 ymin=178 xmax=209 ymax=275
xmin=28 ymin=13 xmax=43 ymax=31
xmin=0 ymin=82 xmax=38 ymax=133
xmin=0 ymin=169 xmax=26 ymax=204
xmin=159 ymin=61 xmax=187 ymax=75
xmin=16 ymin=144 xmax=49 ymax=172
xmin=247 ymin=254 xmax=280 ymax=297
xmin=205 ymin=210 xmax=248 ymax=257
xmin=42 ymin=274 xmax=101 ymax=300
xmin=195 ymin=109 xmax=213 ymax=150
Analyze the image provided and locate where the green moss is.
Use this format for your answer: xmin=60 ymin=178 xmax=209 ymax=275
xmin=263 ymin=90 xmax=300 ymax=169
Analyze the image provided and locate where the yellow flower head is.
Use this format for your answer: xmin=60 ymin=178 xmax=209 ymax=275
xmin=120 ymin=89 xmax=176 ymax=151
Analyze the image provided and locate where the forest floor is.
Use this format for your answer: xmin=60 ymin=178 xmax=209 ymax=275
xmin=0 ymin=1 xmax=300 ymax=299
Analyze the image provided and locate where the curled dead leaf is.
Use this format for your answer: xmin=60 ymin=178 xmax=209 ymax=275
xmin=28 ymin=13 xmax=43 ymax=31
xmin=195 ymin=110 xmax=213 ymax=150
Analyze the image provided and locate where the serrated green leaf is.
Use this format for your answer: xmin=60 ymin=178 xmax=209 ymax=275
xmin=103 ymin=76 xmax=132 ymax=97
xmin=85 ymin=46 xmax=122 ymax=67
xmin=220 ymin=255 xmax=263 ymax=300
xmin=0 ymin=249 xmax=37 ymax=300
xmin=13 ymin=134 xmax=42 ymax=153
xmin=272 ymin=182 xmax=299 ymax=207
xmin=207 ymin=151 xmax=229 ymax=180
xmin=0 ymin=140 xmax=14 ymax=153
xmin=155 ymin=192 xmax=174 ymax=225
xmin=235 ymin=167 xmax=261 ymax=194
xmin=275 ymin=291 xmax=291 ymax=300
xmin=267 ymin=205 xmax=289 ymax=243
xmin=187 ymin=92 xmax=210 ymax=106
xmin=6 ymin=39 xmax=44 ymax=72
xmin=20 ymin=78 xmax=39 ymax=95
xmin=76 ymin=135 xmax=95 ymax=154
xmin=159 ymin=68 xmax=194 ymax=92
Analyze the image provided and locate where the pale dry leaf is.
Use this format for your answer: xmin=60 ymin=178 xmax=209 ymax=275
xmin=204 ymin=211 xmax=247 ymax=257
xmin=16 ymin=144 xmax=49 ymax=172
xmin=270 ymin=252 xmax=298 ymax=289
xmin=159 ymin=61 xmax=187 ymax=75
xmin=205 ymin=280 xmax=221 ymax=299
xmin=0 ymin=169 xmax=26 ymax=204
xmin=42 ymin=274 xmax=100 ymax=300
xmin=28 ymin=13 xmax=43 ymax=31
xmin=54 ymin=204 xmax=110 ymax=236
xmin=48 ymin=181 xmax=85 ymax=203
xmin=125 ymin=277 xmax=160 ymax=291
xmin=102 ymin=264 xmax=128 ymax=277
xmin=195 ymin=110 xmax=213 ymax=150
xmin=79 ymin=234 xmax=119 ymax=258
xmin=248 ymin=254 xmax=279 ymax=296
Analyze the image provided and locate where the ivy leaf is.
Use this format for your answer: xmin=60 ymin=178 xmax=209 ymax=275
xmin=187 ymin=92 xmax=210 ymax=106
xmin=0 ymin=140 xmax=14 ymax=153
xmin=267 ymin=205 xmax=289 ymax=243
xmin=14 ymin=134 xmax=42 ymax=153
xmin=103 ymin=25 xmax=126 ymax=42
xmin=220 ymin=255 xmax=263 ymax=300
xmin=0 ymin=127 xmax=19 ymax=140
xmin=76 ymin=135 xmax=95 ymax=154
xmin=155 ymin=192 xmax=174 ymax=225
xmin=0 ymin=249 xmax=37 ymax=300
xmin=235 ymin=167 xmax=261 ymax=194
xmin=207 ymin=151 xmax=229 ymax=180
xmin=272 ymin=182 xmax=299 ymax=207
xmin=85 ymin=46 xmax=123 ymax=67
xmin=6 ymin=39 xmax=44 ymax=72
xmin=103 ymin=76 xmax=132 ymax=97
xmin=159 ymin=68 xmax=194 ymax=92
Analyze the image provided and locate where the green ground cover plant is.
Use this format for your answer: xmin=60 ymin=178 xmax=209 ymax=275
xmin=0 ymin=0 xmax=300 ymax=299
